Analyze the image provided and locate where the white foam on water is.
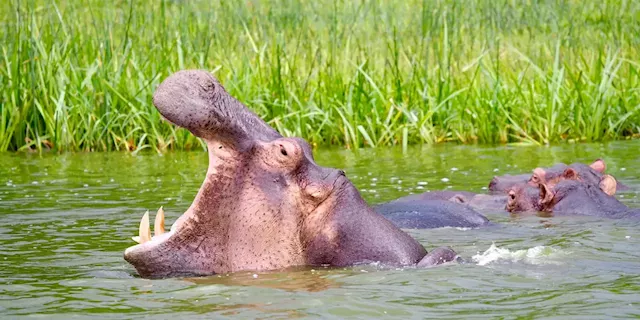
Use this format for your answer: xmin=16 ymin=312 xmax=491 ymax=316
xmin=472 ymin=243 xmax=567 ymax=266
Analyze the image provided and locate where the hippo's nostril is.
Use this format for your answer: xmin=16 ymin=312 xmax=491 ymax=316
xmin=338 ymin=170 xmax=346 ymax=176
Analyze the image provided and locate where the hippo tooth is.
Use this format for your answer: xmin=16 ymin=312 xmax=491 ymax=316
xmin=139 ymin=210 xmax=151 ymax=244
xmin=154 ymin=206 xmax=165 ymax=236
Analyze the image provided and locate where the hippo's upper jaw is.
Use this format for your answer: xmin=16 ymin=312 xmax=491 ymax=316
xmin=124 ymin=70 xmax=433 ymax=279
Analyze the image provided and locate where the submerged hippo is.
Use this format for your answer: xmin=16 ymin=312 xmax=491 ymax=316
xmin=488 ymin=173 xmax=536 ymax=194
xmin=373 ymin=189 xmax=505 ymax=228
xmin=489 ymin=159 xmax=627 ymax=194
xmin=506 ymin=176 xmax=640 ymax=219
xmin=383 ymin=190 xmax=508 ymax=214
xmin=123 ymin=70 xmax=458 ymax=279
xmin=373 ymin=199 xmax=492 ymax=229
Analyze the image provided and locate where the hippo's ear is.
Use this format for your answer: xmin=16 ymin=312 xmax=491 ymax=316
xmin=599 ymin=174 xmax=617 ymax=196
xmin=590 ymin=159 xmax=606 ymax=173
xmin=448 ymin=194 xmax=468 ymax=204
xmin=152 ymin=70 xmax=282 ymax=146
xmin=561 ymin=168 xmax=578 ymax=180
xmin=538 ymin=183 xmax=555 ymax=206
xmin=530 ymin=168 xmax=546 ymax=185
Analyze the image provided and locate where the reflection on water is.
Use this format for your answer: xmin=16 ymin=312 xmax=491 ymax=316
xmin=1 ymin=140 xmax=639 ymax=318
xmin=186 ymin=267 xmax=342 ymax=292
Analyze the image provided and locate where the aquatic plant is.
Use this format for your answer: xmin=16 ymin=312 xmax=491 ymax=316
xmin=1 ymin=0 xmax=639 ymax=152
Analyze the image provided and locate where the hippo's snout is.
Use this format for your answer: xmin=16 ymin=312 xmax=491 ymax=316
xmin=153 ymin=69 xmax=281 ymax=145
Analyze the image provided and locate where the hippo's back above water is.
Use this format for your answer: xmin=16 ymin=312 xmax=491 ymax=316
xmin=391 ymin=190 xmax=478 ymax=202
xmin=373 ymin=200 xmax=492 ymax=229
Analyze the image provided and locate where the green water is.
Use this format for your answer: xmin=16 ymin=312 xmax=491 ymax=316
xmin=1 ymin=141 xmax=639 ymax=319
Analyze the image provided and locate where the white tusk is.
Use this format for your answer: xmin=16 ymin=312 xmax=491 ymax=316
xmin=138 ymin=210 xmax=151 ymax=244
xmin=154 ymin=206 xmax=165 ymax=236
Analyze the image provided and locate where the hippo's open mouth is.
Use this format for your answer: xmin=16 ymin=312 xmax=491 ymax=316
xmin=123 ymin=205 xmax=205 ymax=278
xmin=124 ymin=170 xmax=348 ymax=265
xmin=123 ymin=174 xmax=352 ymax=278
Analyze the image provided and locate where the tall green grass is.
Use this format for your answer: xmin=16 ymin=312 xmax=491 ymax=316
xmin=1 ymin=0 xmax=640 ymax=152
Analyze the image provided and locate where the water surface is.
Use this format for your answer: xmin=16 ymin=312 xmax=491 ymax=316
xmin=1 ymin=141 xmax=639 ymax=318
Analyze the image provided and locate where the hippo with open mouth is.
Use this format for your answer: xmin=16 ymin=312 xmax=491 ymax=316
xmin=124 ymin=70 xmax=458 ymax=278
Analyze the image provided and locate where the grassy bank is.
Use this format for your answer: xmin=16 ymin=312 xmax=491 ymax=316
xmin=1 ymin=0 xmax=640 ymax=152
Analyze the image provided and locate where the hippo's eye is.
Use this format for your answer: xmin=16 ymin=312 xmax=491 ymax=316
xmin=270 ymin=140 xmax=301 ymax=166
xmin=531 ymin=176 xmax=539 ymax=183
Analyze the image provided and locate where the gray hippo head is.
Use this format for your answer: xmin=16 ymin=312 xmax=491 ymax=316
xmin=123 ymin=70 xmax=445 ymax=278
xmin=533 ymin=177 xmax=639 ymax=218
xmin=505 ymin=174 xmax=621 ymax=215
xmin=489 ymin=159 xmax=626 ymax=196
xmin=528 ymin=159 xmax=624 ymax=195
xmin=488 ymin=173 xmax=531 ymax=194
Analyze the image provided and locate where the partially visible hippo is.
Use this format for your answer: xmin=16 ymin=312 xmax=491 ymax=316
xmin=383 ymin=190 xmax=508 ymax=214
xmin=123 ymin=70 xmax=458 ymax=279
xmin=506 ymin=176 xmax=640 ymax=219
xmin=389 ymin=190 xmax=478 ymax=202
xmin=504 ymin=183 xmax=543 ymax=213
xmin=488 ymin=173 xmax=532 ymax=194
xmin=529 ymin=159 xmax=628 ymax=194
xmin=373 ymin=199 xmax=492 ymax=229
xmin=452 ymin=193 xmax=509 ymax=213
xmin=489 ymin=159 xmax=628 ymax=194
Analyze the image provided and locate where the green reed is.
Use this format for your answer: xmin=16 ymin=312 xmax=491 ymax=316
xmin=1 ymin=0 xmax=639 ymax=152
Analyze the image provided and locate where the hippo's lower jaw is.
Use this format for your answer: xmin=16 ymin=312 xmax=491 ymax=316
xmin=124 ymin=229 xmax=183 ymax=279
xmin=123 ymin=208 xmax=215 ymax=279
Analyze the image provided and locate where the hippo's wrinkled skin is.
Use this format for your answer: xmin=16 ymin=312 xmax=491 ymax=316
xmin=123 ymin=70 xmax=458 ymax=278
xmin=373 ymin=199 xmax=492 ymax=229
xmin=506 ymin=178 xmax=640 ymax=219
